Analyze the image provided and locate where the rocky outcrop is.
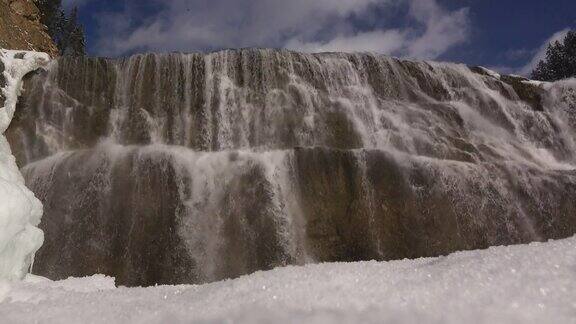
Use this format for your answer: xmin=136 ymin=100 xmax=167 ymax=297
xmin=0 ymin=0 xmax=58 ymax=56
xmin=0 ymin=59 xmax=5 ymax=107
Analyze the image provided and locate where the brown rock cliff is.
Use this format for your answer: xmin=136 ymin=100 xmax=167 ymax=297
xmin=0 ymin=0 xmax=58 ymax=56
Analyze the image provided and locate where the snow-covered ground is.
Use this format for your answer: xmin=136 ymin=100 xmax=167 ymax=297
xmin=1 ymin=236 xmax=575 ymax=324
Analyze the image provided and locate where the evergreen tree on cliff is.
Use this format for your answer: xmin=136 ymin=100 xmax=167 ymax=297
xmin=62 ymin=7 xmax=86 ymax=56
xmin=531 ymin=31 xmax=576 ymax=81
xmin=36 ymin=0 xmax=86 ymax=56
xmin=36 ymin=0 xmax=63 ymax=37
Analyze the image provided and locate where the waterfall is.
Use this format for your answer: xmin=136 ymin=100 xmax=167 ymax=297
xmin=6 ymin=49 xmax=576 ymax=286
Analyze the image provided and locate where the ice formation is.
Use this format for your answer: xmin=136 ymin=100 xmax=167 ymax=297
xmin=1 ymin=235 xmax=575 ymax=324
xmin=0 ymin=49 xmax=49 ymax=281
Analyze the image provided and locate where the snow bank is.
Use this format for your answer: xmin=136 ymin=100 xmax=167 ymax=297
xmin=1 ymin=236 xmax=575 ymax=324
xmin=0 ymin=49 xmax=49 ymax=281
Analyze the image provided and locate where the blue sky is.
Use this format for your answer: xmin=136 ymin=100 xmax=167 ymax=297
xmin=65 ymin=0 xmax=575 ymax=75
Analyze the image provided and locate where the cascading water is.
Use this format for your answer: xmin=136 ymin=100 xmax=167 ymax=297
xmin=6 ymin=49 xmax=576 ymax=286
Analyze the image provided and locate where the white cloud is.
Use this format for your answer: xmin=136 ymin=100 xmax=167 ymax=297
xmin=517 ymin=28 xmax=570 ymax=76
xmin=285 ymin=30 xmax=408 ymax=54
xmin=492 ymin=28 xmax=570 ymax=77
xmin=286 ymin=0 xmax=469 ymax=59
xmin=62 ymin=0 xmax=90 ymax=9
xmin=95 ymin=0 xmax=470 ymax=59
xmin=405 ymin=0 xmax=469 ymax=59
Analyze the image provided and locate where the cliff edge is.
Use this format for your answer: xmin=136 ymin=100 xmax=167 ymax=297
xmin=0 ymin=0 xmax=58 ymax=57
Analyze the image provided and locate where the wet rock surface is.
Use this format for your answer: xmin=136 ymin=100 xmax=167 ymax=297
xmin=8 ymin=50 xmax=576 ymax=286
xmin=0 ymin=59 xmax=5 ymax=107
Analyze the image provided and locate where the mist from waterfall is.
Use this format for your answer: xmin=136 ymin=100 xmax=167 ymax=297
xmin=6 ymin=49 xmax=576 ymax=286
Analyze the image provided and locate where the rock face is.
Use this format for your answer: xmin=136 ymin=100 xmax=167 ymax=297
xmin=0 ymin=0 xmax=58 ymax=56
xmin=0 ymin=59 xmax=5 ymax=107
xmin=7 ymin=50 xmax=576 ymax=286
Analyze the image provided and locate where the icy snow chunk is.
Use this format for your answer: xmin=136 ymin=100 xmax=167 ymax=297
xmin=46 ymin=274 xmax=116 ymax=293
xmin=522 ymin=79 xmax=547 ymax=87
xmin=4 ymin=275 xmax=116 ymax=305
xmin=0 ymin=49 xmax=49 ymax=282
xmin=477 ymin=66 xmax=501 ymax=79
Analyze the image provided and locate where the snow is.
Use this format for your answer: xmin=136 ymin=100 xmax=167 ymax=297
xmin=0 ymin=49 xmax=49 ymax=281
xmin=522 ymin=79 xmax=551 ymax=87
xmin=1 ymin=236 xmax=575 ymax=324
xmin=522 ymin=77 xmax=576 ymax=88
xmin=477 ymin=66 xmax=501 ymax=79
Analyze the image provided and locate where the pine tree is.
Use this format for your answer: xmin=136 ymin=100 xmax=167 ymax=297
xmin=54 ymin=9 xmax=67 ymax=52
xmin=36 ymin=0 xmax=87 ymax=56
xmin=532 ymin=31 xmax=576 ymax=81
xmin=62 ymin=7 xmax=86 ymax=56
xmin=37 ymin=0 xmax=62 ymax=36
